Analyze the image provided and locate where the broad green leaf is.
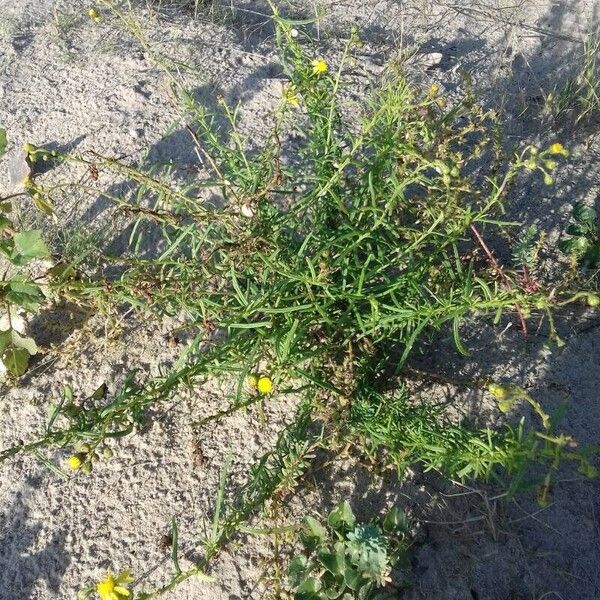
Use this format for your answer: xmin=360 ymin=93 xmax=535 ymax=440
xmin=357 ymin=582 xmax=374 ymax=600
xmin=317 ymin=546 xmax=344 ymax=576
xmin=383 ymin=506 xmax=409 ymax=533
xmin=583 ymin=244 xmax=600 ymax=268
xmin=327 ymin=501 xmax=356 ymax=532
xmin=301 ymin=516 xmax=327 ymax=548
xmin=558 ymin=236 xmax=588 ymax=255
xmin=6 ymin=279 xmax=43 ymax=311
xmin=2 ymin=345 xmax=30 ymax=376
xmin=573 ymin=202 xmax=597 ymax=225
xmin=288 ymin=555 xmax=310 ymax=588
xmin=91 ymin=382 xmax=108 ymax=400
xmin=10 ymin=330 xmax=37 ymax=355
xmin=566 ymin=223 xmax=587 ymax=237
xmin=343 ymin=565 xmax=362 ymax=591
xmin=321 ymin=571 xmax=346 ymax=599
xmin=13 ymin=230 xmax=50 ymax=260
xmin=297 ymin=576 xmax=322 ymax=593
xmin=0 ymin=238 xmax=14 ymax=259
xmin=0 ymin=330 xmax=11 ymax=353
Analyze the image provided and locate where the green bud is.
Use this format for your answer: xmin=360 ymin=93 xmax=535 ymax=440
xmin=587 ymin=293 xmax=600 ymax=307
xmin=81 ymin=462 xmax=93 ymax=474
xmin=544 ymin=159 xmax=557 ymax=170
xmin=79 ymin=443 xmax=91 ymax=454
xmin=543 ymin=173 xmax=554 ymax=186
xmin=529 ymin=146 xmax=539 ymax=156
xmin=102 ymin=446 xmax=114 ymax=459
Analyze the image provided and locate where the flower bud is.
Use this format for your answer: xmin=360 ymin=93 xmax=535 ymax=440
xmin=586 ymin=293 xmax=600 ymax=307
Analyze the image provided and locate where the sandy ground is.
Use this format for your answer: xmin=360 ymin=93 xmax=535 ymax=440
xmin=0 ymin=1 xmax=599 ymax=599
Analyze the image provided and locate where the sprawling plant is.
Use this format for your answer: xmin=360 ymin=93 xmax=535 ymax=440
xmin=1 ymin=4 xmax=597 ymax=598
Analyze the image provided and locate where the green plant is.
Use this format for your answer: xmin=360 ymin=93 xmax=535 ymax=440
xmin=1 ymin=4 xmax=598 ymax=598
xmin=0 ymin=131 xmax=51 ymax=377
xmin=559 ymin=201 xmax=600 ymax=268
xmin=289 ymin=502 xmax=410 ymax=600
xmin=546 ymin=29 xmax=600 ymax=125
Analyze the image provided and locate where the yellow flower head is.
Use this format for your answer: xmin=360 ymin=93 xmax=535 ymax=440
xmin=67 ymin=455 xmax=83 ymax=470
xmin=427 ymin=83 xmax=440 ymax=97
xmin=487 ymin=383 xmax=508 ymax=400
xmin=311 ymin=58 xmax=328 ymax=76
xmin=257 ymin=376 xmax=273 ymax=395
xmin=96 ymin=571 xmax=133 ymax=600
xmin=88 ymin=8 xmax=102 ymax=23
xmin=547 ymin=142 xmax=568 ymax=156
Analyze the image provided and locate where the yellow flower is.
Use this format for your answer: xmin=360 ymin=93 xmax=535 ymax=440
xmin=487 ymin=383 xmax=508 ymax=400
xmin=257 ymin=376 xmax=273 ymax=395
xmin=547 ymin=142 xmax=568 ymax=156
xmin=284 ymin=85 xmax=300 ymax=108
xmin=311 ymin=58 xmax=328 ymax=76
xmin=88 ymin=8 xmax=102 ymax=23
xmin=67 ymin=455 xmax=83 ymax=470
xmin=96 ymin=571 xmax=133 ymax=600
xmin=427 ymin=83 xmax=440 ymax=96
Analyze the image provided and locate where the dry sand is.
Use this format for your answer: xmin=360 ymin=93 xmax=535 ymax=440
xmin=0 ymin=1 xmax=599 ymax=599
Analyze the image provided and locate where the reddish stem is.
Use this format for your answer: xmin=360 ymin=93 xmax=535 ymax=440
xmin=470 ymin=223 xmax=528 ymax=335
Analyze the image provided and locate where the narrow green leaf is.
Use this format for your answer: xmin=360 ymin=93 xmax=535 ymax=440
xmin=452 ymin=316 xmax=470 ymax=356
xmin=0 ymin=128 xmax=6 ymax=157
xmin=171 ymin=517 xmax=182 ymax=575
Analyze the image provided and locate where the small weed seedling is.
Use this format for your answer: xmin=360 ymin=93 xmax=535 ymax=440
xmin=289 ymin=502 xmax=410 ymax=600
xmin=547 ymin=29 xmax=600 ymax=126
xmin=559 ymin=201 xmax=600 ymax=268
